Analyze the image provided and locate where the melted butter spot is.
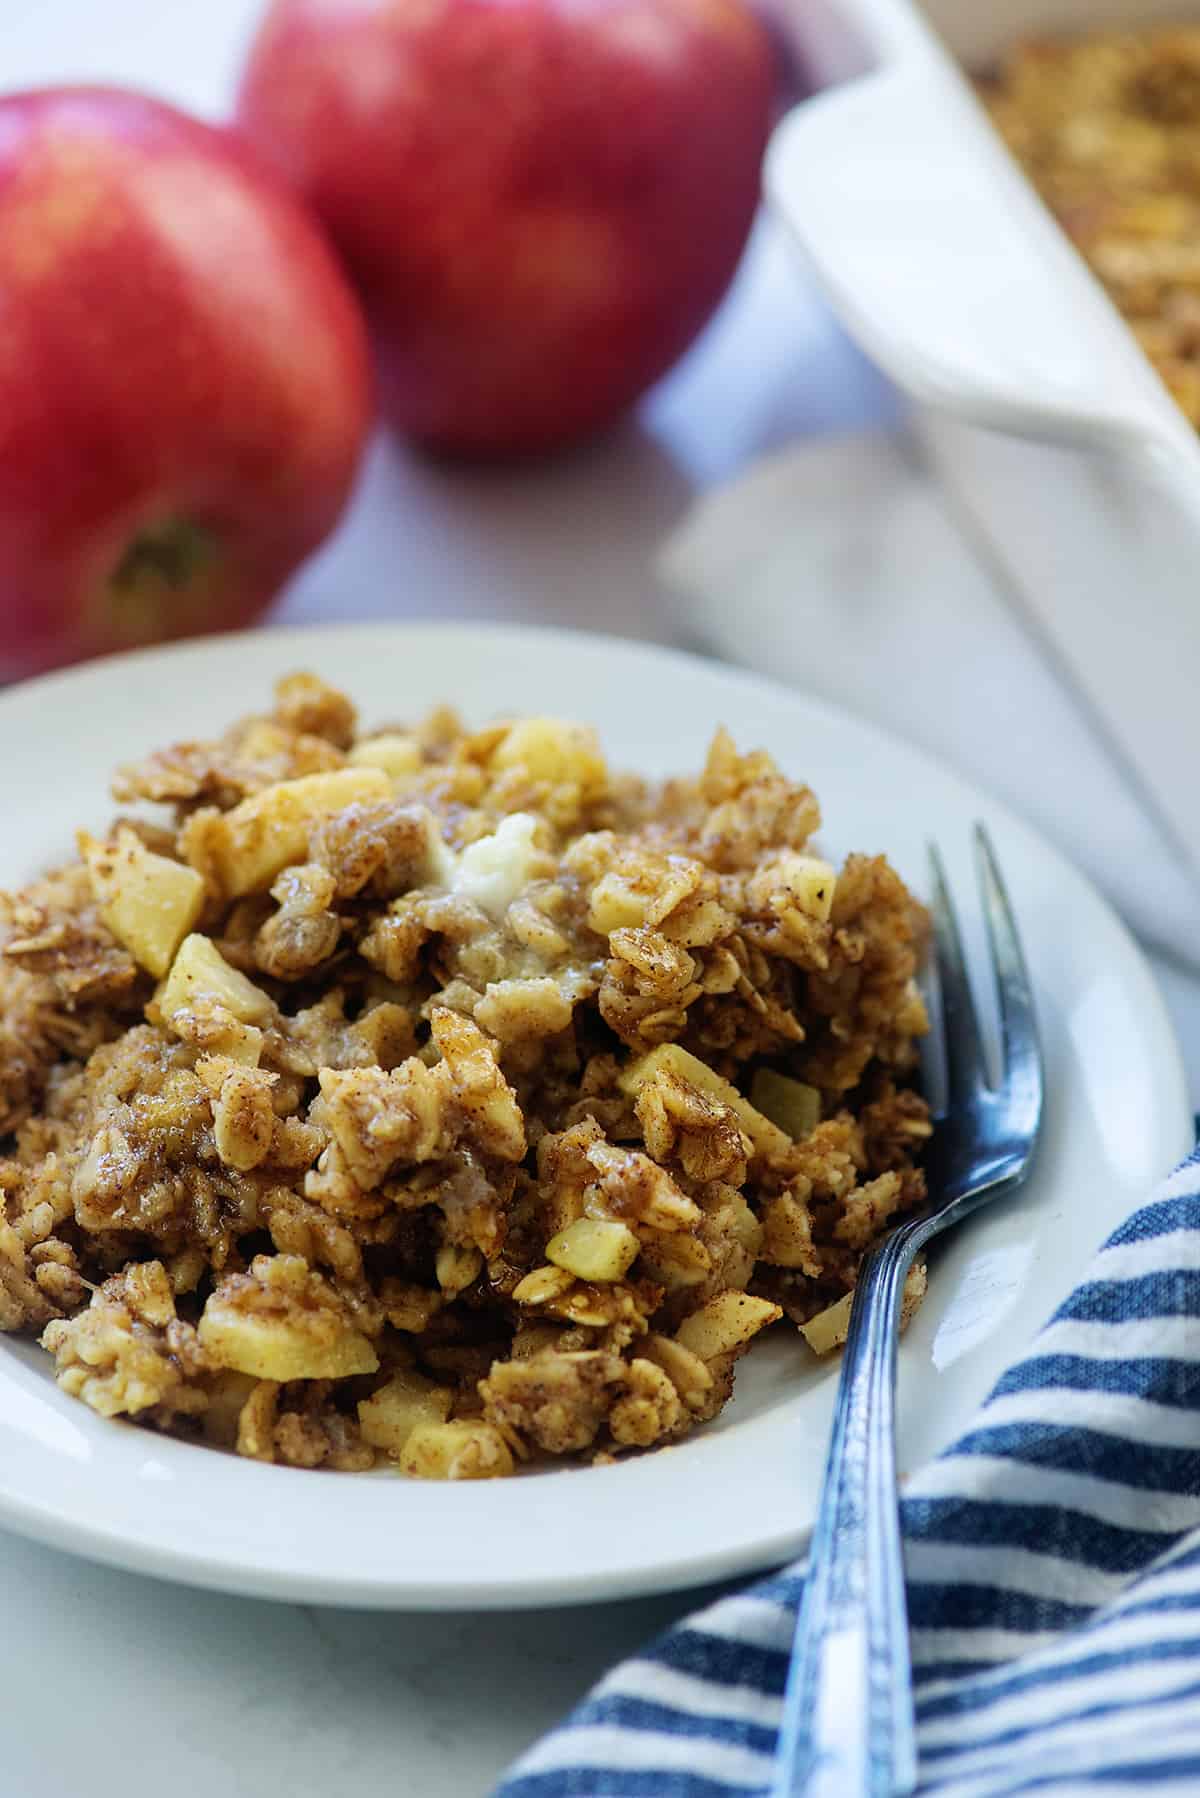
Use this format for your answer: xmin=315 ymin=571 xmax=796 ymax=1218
xmin=450 ymin=814 xmax=544 ymax=922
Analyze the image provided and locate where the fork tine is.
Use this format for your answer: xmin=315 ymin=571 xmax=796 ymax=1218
xmin=928 ymin=841 xmax=988 ymax=1097
xmin=973 ymin=824 xmax=1044 ymax=1133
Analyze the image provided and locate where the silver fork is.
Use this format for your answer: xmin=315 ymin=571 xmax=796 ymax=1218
xmin=770 ymin=824 xmax=1044 ymax=1798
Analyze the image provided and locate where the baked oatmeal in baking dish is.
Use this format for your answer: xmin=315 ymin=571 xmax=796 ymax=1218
xmin=0 ymin=674 xmax=931 ymax=1479
xmin=980 ymin=25 xmax=1200 ymax=428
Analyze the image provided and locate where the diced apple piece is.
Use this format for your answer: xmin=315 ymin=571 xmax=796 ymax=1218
xmin=724 ymin=1191 xmax=763 ymax=1256
xmin=435 ymin=1243 xmax=483 ymax=1295
xmin=511 ymin=1264 xmax=576 ymax=1306
xmin=761 ymin=1192 xmax=818 ymax=1271
xmin=546 ymin=1217 xmax=640 ymax=1283
xmin=800 ymin=1292 xmax=853 ymax=1358
xmin=749 ymin=853 xmax=837 ymax=922
xmin=80 ymin=827 xmax=205 ymax=978
xmin=587 ymin=857 xmax=701 ymax=936
xmin=348 ymin=732 xmax=423 ymax=780
xmin=802 ymin=1264 xmax=926 ymax=1358
xmin=204 ymin=767 xmax=390 ymax=896
xmin=492 ymin=717 xmax=606 ymax=790
xmin=160 ymin=934 xmax=274 ymax=1027
xmin=786 ymin=855 xmax=837 ymax=921
xmin=676 ymin=1291 xmax=782 ymax=1361
xmin=399 ymin=1419 xmax=514 ymax=1480
xmin=749 ymin=1069 xmax=821 ymax=1141
xmin=210 ymin=1020 xmax=265 ymax=1066
xmin=358 ymin=1371 xmax=453 ymax=1457
xmin=618 ymin=1044 xmax=790 ymax=1159
xmin=900 ymin=1258 xmax=928 ymax=1332
xmin=634 ymin=1230 xmax=712 ymax=1291
xmin=198 ymin=1296 xmax=378 ymax=1381
xmin=587 ymin=868 xmax=652 ymax=935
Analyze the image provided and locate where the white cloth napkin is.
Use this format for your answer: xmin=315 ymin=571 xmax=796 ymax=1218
xmin=659 ymin=427 xmax=1200 ymax=970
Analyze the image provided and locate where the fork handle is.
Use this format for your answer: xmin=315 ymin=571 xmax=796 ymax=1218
xmin=771 ymin=1211 xmax=938 ymax=1798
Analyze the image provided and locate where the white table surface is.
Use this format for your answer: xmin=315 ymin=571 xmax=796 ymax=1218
xmin=7 ymin=5 xmax=1200 ymax=1794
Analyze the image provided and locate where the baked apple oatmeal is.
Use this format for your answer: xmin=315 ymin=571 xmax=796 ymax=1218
xmin=0 ymin=674 xmax=931 ymax=1479
xmin=980 ymin=25 xmax=1200 ymax=428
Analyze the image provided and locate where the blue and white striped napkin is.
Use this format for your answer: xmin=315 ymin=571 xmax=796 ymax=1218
xmin=497 ymin=1148 xmax=1200 ymax=1796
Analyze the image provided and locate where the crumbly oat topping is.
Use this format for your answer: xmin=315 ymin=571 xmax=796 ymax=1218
xmin=980 ymin=25 xmax=1200 ymax=426
xmin=0 ymin=675 xmax=931 ymax=1478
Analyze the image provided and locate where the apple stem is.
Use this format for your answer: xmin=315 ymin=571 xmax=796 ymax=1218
xmin=107 ymin=517 xmax=219 ymax=642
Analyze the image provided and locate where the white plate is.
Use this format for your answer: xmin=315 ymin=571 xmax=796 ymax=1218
xmin=0 ymin=623 xmax=1189 ymax=1609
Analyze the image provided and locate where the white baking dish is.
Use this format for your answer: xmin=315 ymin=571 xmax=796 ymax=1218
xmin=766 ymin=0 xmax=1200 ymax=888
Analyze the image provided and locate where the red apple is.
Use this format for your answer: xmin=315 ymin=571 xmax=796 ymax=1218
xmin=0 ymin=88 xmax=372 ymax=679
xmin=236 ymin=0 xmax=776 ymax=457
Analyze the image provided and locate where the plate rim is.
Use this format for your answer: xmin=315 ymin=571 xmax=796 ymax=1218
xmin=0 ymin=620 xmax=1190 ymax=1609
